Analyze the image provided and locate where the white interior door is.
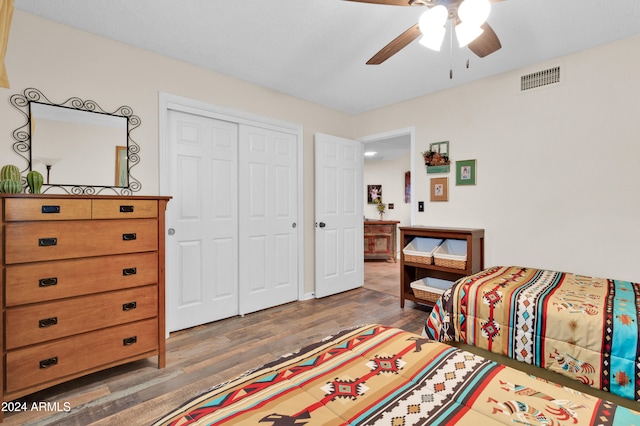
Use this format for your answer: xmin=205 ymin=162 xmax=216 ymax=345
xmin=239 ymin=125 xmax=299 ymax=314
xmin=314 ymin=133 xmax=363 ymax=298
xmin=166 ymin=109 xmax=239 ymax=332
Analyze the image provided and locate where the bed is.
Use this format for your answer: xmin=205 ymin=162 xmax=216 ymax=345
xmin=152 ymin=324 xmax=638 ymax=425
xmin=424 ymin=265 xmax=640 ymax=403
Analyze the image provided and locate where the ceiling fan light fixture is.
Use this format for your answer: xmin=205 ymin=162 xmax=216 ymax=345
xmin=418 ymin=5 xmax=448 ymax=51
xmin=418 ymin=29 xmax=446 ymax=51
xmin=455 ymin=22 xmax=484 ymax=47
xmin=457 ymin=0 xmax=491 ymax=26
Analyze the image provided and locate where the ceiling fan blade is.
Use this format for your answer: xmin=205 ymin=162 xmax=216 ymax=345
xmin=344 ymin=0 xmax=412 ymax=6
xmin=367 ymin=23 xmax=421 ymax=65
xmin=467 ymin=22 xmax=501 ymax=58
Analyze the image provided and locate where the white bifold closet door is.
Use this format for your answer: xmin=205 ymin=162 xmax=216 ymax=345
xmin=238 ymin=126 xmax=298 ymax=315
xmin=166 ymin=109 xmax=298 ymax=333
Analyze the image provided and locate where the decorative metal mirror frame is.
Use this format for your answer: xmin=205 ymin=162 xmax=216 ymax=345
xmin=9 ymin=87 xmax=141 ymax=195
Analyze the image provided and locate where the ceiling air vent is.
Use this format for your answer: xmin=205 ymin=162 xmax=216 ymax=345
xmin=520 ymin=66 xmax=561 ymax=92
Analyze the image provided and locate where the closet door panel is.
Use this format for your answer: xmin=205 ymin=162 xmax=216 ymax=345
xmin=239 ymin=125 xmax=298 ymax=315
xmin=166 ymin=110 xmax=239 ymax=332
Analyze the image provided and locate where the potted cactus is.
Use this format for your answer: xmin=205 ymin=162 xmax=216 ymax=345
xmin=27 ymin=170 xmax=44 ymax=194
xmin=0 ymin=165 xmax=23 ymax=194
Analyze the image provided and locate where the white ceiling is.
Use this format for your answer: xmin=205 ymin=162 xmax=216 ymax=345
xmin=14 ymin=0 xmax=640 ymax=115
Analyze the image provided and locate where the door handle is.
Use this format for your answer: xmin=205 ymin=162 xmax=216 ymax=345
xmin=168 ymin=228 xmax=175 ymax=236
xmin=318 ymin=222 xmax=326 ymax=228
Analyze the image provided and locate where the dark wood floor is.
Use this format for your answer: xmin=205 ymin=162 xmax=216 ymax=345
xmin=5 ymin=260 xmax=429 ymax=425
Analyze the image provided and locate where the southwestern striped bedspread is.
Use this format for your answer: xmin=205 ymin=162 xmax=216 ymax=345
xmin=153 ymin=324 xmax=638 ymax=425
xmin=425 ymin=266 xmax=640 ymax=402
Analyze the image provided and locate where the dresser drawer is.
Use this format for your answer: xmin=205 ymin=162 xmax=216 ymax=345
xmin=92 ymin=199 xmax=158 ymax=219
xmin=5 ymin=318 xmax=158 ymax=394
xmin=365 ymin=224 xmax=393 ymax=234
xmin=5 ymin=219 xmax=158 ymax=264
xmin=4 ymin=198 xmax=91 ymax=221
xmin=5 ymin=285 xmax=158 ymax=349
xmin=5 ymin=252 xmax=158 ymax=306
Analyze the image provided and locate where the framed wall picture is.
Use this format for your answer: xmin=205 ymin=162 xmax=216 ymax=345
xmin=367 ymin=184 xmax=382 ymax=204
xmin=404 ymin=171 xmax=411 ymax=203
xmin=430 ymin=177 xmax=448 ymax=202
xmin=456 ymin=159 xmax=476 ymax=185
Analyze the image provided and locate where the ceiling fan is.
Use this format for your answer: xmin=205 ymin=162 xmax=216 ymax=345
xmin=346 ymin=0 xmax=503 ymax=65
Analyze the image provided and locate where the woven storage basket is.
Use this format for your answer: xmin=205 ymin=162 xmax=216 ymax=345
xmin=433 ymin=239 xmax=467 ymax=270
xmin=402 ymin=238 xmax=442 ymax=265
xmin=434 ymin=257 xmax=467 ymax=269
xmin=410 ymin=278 xmax=452 ymax=304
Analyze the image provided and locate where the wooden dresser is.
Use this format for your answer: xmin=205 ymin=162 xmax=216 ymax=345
xmin=364 ymin=220 xmax=400 ymax=262
xmin=0 ymin=194 xmax=170 ymax=414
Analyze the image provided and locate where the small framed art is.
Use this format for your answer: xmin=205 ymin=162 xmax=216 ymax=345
xmin=456 ymin=159 xmax=476 ymax=186
xmin=367 ymin=184 xmax=382 ymax=204
xmin=430 ymin=177 xmax=448 ymax=202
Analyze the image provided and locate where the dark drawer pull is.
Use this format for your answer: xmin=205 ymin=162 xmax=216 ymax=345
xmin=39 ymin=277 xmax=58 ymax=287
xmin=39 ymin=317 xmax=58 ymax=328
xmin=120 ymin=205 xmax=134 ymax=213
xmin=122 ymin=233 xmax=137 ymax=241
xmin=123 ymin=336 xmax=137 ymax=346
xmin=40 ymin=357 xmax=58 ymax=369
xmin=39 ymin=237 xmax=57 ymax=247
xmin=122 ymin=301 xmax=137 ymax=311
xmin=123 ymin=267 xmax=137 ymax=276
xmin=41 ymin=205 xmax=61 ymax=214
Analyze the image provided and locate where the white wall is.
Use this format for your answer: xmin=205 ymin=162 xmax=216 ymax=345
xmin=353 ymin=35 xmax=640 ymax=282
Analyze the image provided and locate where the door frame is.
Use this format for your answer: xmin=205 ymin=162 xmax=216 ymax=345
xmin=357 ymin=126 xmax=416 ymax=225
xmin=158 ymin=92 xmax=305 ymax=329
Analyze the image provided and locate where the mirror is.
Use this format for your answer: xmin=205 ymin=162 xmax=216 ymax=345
xmin=10 ymin=88 xmax=141 ymax=194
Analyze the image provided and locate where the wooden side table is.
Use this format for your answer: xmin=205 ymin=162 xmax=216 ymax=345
xmin=364 ymin=220 xmax=400 ymax=262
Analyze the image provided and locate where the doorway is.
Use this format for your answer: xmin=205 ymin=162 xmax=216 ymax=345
xmin=359 ymin=127 xmax=415 ymax=297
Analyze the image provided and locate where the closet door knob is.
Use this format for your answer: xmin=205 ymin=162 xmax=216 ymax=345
xmin=318 ymin=222 xmax=326 ymax=228
xmin=168 ymin=228 xmax=175 ymax=236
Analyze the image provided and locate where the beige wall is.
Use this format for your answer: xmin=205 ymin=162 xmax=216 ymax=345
xmin=353 ymin=35 xmax=640 ymax=282
xmin=2 ymin=11 xmax=639 ymax=297
xmin=0 ymin=11 xmax=353 ymax=294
